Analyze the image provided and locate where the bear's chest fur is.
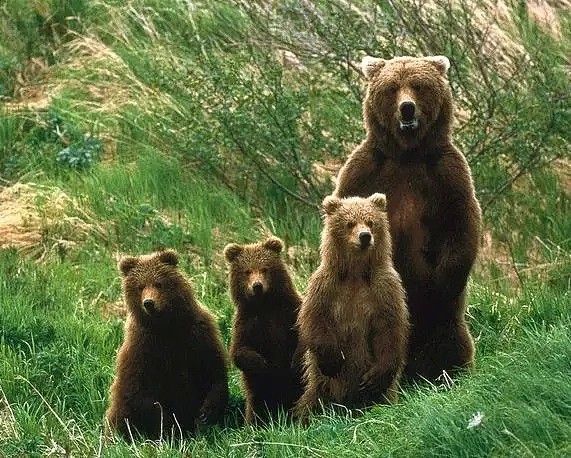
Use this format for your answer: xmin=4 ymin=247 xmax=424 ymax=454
xmin=332 ymin=279 xmax=376 ymax=339
xmin=327 ymin=279 xmax=378 ymax=388
xmin=245 ymin=308 xmax=297 ymax=365
xmin=373 ymin=160 xmax=442 ymax=275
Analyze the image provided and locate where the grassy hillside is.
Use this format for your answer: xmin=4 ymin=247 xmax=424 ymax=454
xmin=1 ymin=1 xmax=569 ymax=456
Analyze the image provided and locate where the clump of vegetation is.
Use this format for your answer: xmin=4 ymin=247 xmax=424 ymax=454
xmin=55 ymin=136 xmax=102 ymax=170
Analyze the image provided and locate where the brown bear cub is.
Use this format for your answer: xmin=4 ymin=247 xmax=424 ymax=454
xmin=105 ymin=250 xmax=229 ymax=439
xmin=334 ymin=55 xmax=482 ymax=381
xmin=224 ymin=237 xmax=303 ymax=425
xmin=294 ymin=193 xmax=409 ymax=420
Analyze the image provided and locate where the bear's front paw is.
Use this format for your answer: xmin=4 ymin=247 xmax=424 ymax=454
xmin=197 ymin=411 xmax=208 ymax=424
xmin=359 ymin=367 xmax=379 ymax=392
xmin=197 ymin=403 xmax=216 ymax=425
xmin=316 ymin=345 xmax=344 ymax=377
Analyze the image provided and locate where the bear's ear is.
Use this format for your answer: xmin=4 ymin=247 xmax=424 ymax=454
xmin=322 ymin=195 xmax=342 ymax=215
xmin=158 ymin=249 xmax=179 ymax=267
xmin=223 ymin=243 xmax=243 ymax=263
xmin=263 ymin=236 xmax=283 ymax=254
xmin=361 ymin=55 xmax=386 ymax=79
xmin=369 ymin=192 xmax=387 ymax=210
xmin=118 ymin=256 xmax=139 ymax=276
xmin=424 ymin=55 xmax=450 ymax=76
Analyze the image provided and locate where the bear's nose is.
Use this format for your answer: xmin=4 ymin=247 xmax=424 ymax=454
xmin=399 ymin=100 xmax=416 ymax=121
xmin=142 ymin=298 xmax=155 ymax=311
xmin=359 ymin=231 xmax=372 ymax=248
xmin=252 ymin=281 xmax=264 ymax=295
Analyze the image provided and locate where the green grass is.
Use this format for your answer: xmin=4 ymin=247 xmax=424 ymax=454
xmin=1 ymin=246 xmax=569 ymax=456
xmin=1 ymin=0 xmax=570 ymax=456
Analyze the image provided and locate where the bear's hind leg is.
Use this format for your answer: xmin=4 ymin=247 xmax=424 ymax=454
xmin=292 ymin=380 xmax=319 ymax=424
xmin=405 ymin=321 xmax=474 ymax=381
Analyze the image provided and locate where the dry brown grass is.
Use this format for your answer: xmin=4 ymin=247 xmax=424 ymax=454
xmin=413 ymin=1 xmax=529 ymax=77
xmin=552 ymin=158 xmax=571 ymax=195
xmin=528 ymin=0 xmax=571 ymax=38
xmin=476 ymin=230 xmax=524 ymax=288
xmin=476 ymin=226 xmax=570 ymax=289
xmin=0 ymin=388 xmax=18 ymax=442
xmin=0 ymin=182 xmax=107 ymax=260
xmin=98 ymin=298 xmax=127 ymax=321
xmin=311 ymin=158 xmax=342 ymax=188
xmin=3 ymin=57 xmax=55 ymax=111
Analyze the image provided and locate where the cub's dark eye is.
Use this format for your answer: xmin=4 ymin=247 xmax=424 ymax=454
xmin=153 ymin=281 xmax=162 ymax=289
xmin=260 ymin=268 xmax=268 ymax=274
xmin=245 ymin=270 xmax=252 ymax=276
xmin=347 ymin=221 xmax=356 ymax=229
xmin=386 ymin=83 xmax=398 ymax=94
xmin=412 ymin=83 xmax=427 ymax=92
xmin=367 ymin=220 xmax=374 ymax=228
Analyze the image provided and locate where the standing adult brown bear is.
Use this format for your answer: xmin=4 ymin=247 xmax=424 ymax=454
xmin=293 ymin=193 xmax=409 ymax=420
xmin=105 ymin=250 xmax=229 ymax=439
xmin=334 ymin=55 xmax=482 ymax=381
xmin=224 ymin=237 xmax=303 ymax=424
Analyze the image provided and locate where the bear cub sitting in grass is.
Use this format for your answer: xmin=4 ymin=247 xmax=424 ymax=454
xmin=224 ymin=237 xmax=303 ymax=425
xmin=294 ymin=193 xmax=409 ymax=420
xmin=105 ymin=250 xmax=229 ymax=439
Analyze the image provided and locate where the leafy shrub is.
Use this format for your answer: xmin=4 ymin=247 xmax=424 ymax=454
xmin=55 ymin=137 xmax=102 ymax=170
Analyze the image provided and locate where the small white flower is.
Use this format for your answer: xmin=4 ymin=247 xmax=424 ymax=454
xmin=467 ymin=411 xmax=484 ymax=429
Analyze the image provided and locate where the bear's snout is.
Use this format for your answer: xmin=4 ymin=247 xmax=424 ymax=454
xmin=399 ymin=100 xmax=416 ymax=121
xmin=247 ymin=272 xmax=267 ymax=297
xmin=141 ymin=286 xmax=160 ymax=314
xmin=358 ymin=231 xmax=372 ymax=249
xmin=252 ymin=281 xmax=264 ymax=296
xmin=142 ymin=298 xmax=156 ymax=314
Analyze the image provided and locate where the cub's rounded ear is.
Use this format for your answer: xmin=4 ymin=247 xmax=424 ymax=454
xmin=369 ymin=192 xmax=387 ymax=210
xmin=158 ymin=249 xmax=179 ymax=267
xmin=424 ymin=55 xmax=450 ymax=75
xmin=118 ymin=256 xmax=139 ymax=276
xmin=223 ymin=243 xmax=243 ymax=262
xmin=361 ymin=55 xmax=386 ymax=79
xmin=322 ymin=195 xmax=342 ymax=215
xmin=263 ymin=236 xmax=284 ymax=253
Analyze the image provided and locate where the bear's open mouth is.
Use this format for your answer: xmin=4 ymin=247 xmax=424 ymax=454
xmin=399 ymin=118 xmax=419 ymax=131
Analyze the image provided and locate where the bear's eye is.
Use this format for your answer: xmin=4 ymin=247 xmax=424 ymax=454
xmin=347 ymin=221 xmax=356 ymax=229
xmin=245 ymin=270 xmax=252 ymax=276
xmin=154 ymin=281 xmax=162 ymax=289
xmin=412 ymin=83 xmax=427 ymax=92
xmin=386 ymin=83 xmax=398 ymax=94
xmin=260 ymin=268 xmax=268 ymax=274
xmin=367 ymin=220 xmax=374 ymax=228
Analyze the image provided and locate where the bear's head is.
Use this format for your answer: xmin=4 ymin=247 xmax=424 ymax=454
xmin=223 ymin=237 xmax=289 ymax=303
xmin=118 ymin=249 xmax=193 ymax=321
xmin=321 ymin=193 xmax=391 ymax=263
xmin=361 ymin=55 xmax=453 ymax=151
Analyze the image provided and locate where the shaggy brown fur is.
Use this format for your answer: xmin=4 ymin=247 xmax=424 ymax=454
xmin=334 ymin=55 xmax=482 ymax=381
xmin=293 ymin=194 xmax=409 ymax=420
xmin=105 ymin=250 xmax=229 ymax=439
xmin=224 ymin=237 xmax=303 ymax=424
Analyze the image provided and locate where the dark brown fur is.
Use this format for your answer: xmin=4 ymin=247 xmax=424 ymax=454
xmin=105 ymin=250 xmax=229 ymax=439
xmin=294 ymin=194 xmax=409 ymax=420
xmin=334 ymin=56 xmax=482 ymax=381
xmin=224 ymin=237 xmax=303 ymax=425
